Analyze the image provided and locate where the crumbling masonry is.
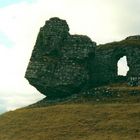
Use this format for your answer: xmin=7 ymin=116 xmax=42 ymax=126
xmin=25 ymin=17 xmax=140 ymax=99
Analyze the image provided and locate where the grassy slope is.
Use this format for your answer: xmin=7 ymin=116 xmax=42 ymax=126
xmin=0 ymin=85 xmax=140 ymax=140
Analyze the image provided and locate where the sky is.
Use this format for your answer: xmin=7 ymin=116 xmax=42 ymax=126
xmin=0 ymin=0 xmax=140 ymax=114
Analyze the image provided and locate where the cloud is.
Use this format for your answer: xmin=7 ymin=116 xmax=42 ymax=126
xmin=0 ymin=1 xmax=46 ymax=113
xmin=0 ymin=99 xmax=7 ymax=114
xmin=0 ymin=32 xmax=14 ymax=47
xmin=0 ymin=91 xmax=44 ymax=112
xmin=103 ymin=0 xmax=140 ymax=38
xmin=0 ymin=0 xmax=37 ymax=8
xmin=0 ymin=43 xmax=45 ymax=113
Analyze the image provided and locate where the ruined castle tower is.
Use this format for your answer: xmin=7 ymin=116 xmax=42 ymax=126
xmin=25 ymin=17 xmax=96 ymax=99
xmin=25 ymin=17 xmax=140 ymax=99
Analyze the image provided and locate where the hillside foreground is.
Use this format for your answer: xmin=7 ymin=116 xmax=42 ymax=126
xmin=0 ymin=84 xmax=140 ymax=140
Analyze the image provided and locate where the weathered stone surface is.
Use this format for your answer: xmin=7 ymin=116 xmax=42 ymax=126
xmin=91 ymin=36 xmax=140 ymax=86
xmin=25 ymin=17 xmax=140 ymax=99
xmin=25 ymin=17 xmax=96 ymax=99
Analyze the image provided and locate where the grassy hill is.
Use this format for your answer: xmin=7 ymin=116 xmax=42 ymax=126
xmin=0 ymin=84 xmax=140 ymax=140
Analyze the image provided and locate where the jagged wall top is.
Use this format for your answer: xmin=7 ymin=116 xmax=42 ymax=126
xmin=25 ymin=17 xmax=140 ymax=99
xmin=25 ymin=17 xmax=96 ymax=99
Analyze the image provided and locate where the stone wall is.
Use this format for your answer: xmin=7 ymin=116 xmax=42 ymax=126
xmin=25 ymin=17 xmax=96 ymax=99
xmin=92 ymin=37 xmax=140 ymax=86
xmin=25 ymin=17 xmax=140 ymax=99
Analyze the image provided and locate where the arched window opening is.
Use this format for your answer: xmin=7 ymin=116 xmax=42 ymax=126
xmin=117 ymin=56 xmax=129 ymax=76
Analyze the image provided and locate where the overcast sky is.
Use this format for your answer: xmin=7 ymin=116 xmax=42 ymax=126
xmin=0 ymin=0 xmax=139 ymax=114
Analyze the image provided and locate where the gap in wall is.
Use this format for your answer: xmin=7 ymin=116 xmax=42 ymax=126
xmin=117 ymin=56 xmax=129 ymax=76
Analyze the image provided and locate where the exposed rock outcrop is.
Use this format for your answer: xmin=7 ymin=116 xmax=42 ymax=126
xmin=25 ymin=17 xmax=96 ymax=99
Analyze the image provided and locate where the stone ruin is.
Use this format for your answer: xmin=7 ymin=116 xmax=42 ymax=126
xmin=25 ymin=17 xmax=140 ymax=99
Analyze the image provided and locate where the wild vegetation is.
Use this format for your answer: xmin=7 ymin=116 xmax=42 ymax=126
xmin=0 ymin=84 xmax=139 ymax=140
xmin=98 ymin=39 xmax=140 ymax=50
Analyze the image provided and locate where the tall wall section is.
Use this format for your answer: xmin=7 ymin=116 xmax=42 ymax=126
xmin=25 ymin=17 xmax=140 ymax=99
xmin=91 ymin=36 xmax=140 ymax=86
xmin=25 ymin=17 xmax=96 ymax=99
